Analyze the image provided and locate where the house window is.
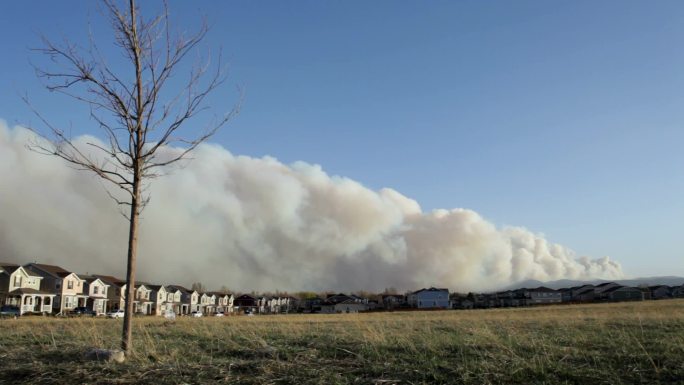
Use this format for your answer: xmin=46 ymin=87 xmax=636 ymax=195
xmin=67 ymin=281 xmax=74 ymax=290
xmin=45 ymin=297 xmax=51 ymax=305
xmin=13 ymin=276 xmax=22 ymax=287
xmin=94 ymin=287 xmax=99 ymax=295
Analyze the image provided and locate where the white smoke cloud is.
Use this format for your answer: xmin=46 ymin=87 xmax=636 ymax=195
xmin=0 ymin=121 xmax=623 ymax=292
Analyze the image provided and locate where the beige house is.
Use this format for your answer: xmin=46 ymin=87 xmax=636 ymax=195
xmin=211 ymin=292 xmax=234 ymax=314
xmin=320 ymin=299 xmax=369 ymax=314
xmin=200 ymin=293 xmax=217 ymax=315
xmin=0 ymin=263 xmax=55 ymax=315
xmin=79 ymin=275 xmax=110 ymax=315
xmin=163 ymin=286 xmax=184 ymax=315
xmin=26 ymin=263 xmax=88 ymax=315
xmin=93 ymin=275 xmax=125 ymax=312
xmin=120 ymin=284 xmax=155 ymax=315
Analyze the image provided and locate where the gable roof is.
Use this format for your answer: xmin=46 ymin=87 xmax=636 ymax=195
xmin=412 ymin=287 xmax=449 ymax=294
xmin=0 ymin=263 xmax=20 ymax=275
xmin=28 ymin=263 xmax=78 ymax=279
xmin=601 ymin=285 xmax=641 ymax=294
xmin=78 ymin=275 xmax=110 ymax=287
xmin=2 ymin=263 xmax=41 ymax=278
xmin=93 ymin=274 xmax=126 ymax=288
xmin=528 ymin=286 xmax=557 ymax=293
xmin=167 ymin=285 xmax=194 ymax=294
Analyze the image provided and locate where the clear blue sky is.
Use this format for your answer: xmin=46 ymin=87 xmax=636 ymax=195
xmin=1 ymin=1 xmax=683 ymax=278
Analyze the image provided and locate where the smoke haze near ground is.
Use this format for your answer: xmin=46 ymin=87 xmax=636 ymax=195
xmin=0 ymin=121 xmax=624 ymax=292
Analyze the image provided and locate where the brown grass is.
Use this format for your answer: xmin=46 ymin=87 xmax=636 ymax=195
xmin=1 ymin=300 xmax=683 ymax=384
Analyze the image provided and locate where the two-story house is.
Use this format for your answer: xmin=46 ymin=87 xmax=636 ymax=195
xmin=234 ymin=294 xmax=258 ymax=314
xmin=120 ymin=284 xmax=154 ymax=315
xmin=26 ymin=263 xmax=88 ymax=315
xmin=147 ymin=285 xmax=167 ymax=316
xmin=0 ymin=263 xmax=55 ymax=315
xmin=407 ymin=287 xmax=450 ymax=309
xmin=164 ymin=286 xmax=184 ymax=315
xmin=79 ymin=275 xmax=110 ymax=315
xmin=93 ymin=274 xmax=125 ymax=312
xmin=167 ymin=285 xmax=199 ymax=314
xmin=382 ymin=294 xmax=406 ymax=309
xmin=200 ymin=293 xmax=216 ymax=315
xmin=519 ymin=287 xmax=562 ymax=305
xmin=211 ymin=292 xmax=234 ymax=314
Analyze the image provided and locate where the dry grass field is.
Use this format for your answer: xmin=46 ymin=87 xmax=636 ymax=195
xmin=0 ymin=300 xmax=683 ymax=384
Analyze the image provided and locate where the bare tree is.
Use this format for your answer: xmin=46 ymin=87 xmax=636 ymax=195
xmin=27 ymin=0 xmax=238 ymax=353
xmin=191 ymin=282 xmax=207 ymax=293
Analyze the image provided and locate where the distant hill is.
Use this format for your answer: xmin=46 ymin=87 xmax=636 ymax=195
xmin=501 ymin=276 xmax=684 ymax=291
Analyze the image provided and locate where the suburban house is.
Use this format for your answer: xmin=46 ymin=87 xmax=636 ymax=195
xmin=256 ymin=296 xmax=269 ymax=314
xmin=560 ymin=285 xmax=595 ymax=302
xmin=200 ymin=293 xmax=217 ymax=315
xmin=494 ymin=290 xmax=523 ymax=307
xmin=648 ymin=285 xmax=671 ymax=300
xmin=450 ymin=294 xmax=474 ymax=310
xmin=79 ymin=275 xmax=110 ymax=315
xmin=594 ymin=282 xmax=622 ymax=300
xmin=167 ymin=285 xmax=199 ymax=314
xmin=320 ymin=298 xmax=369 ymax=313
xmin=210 ymin=292 xmax=234 ymax=314
xmin=300 ymin=296 xmax=324 ymax=313
xmin=518 ymin=287 xmax=562 ymax=305
xmin=26 ymin=263 xmax=88 ymax=315
xmin=234 ymin=294 xmax=258 ymax=313
xmin=672 ymin=285 xmax=684 ymax=298
xmin=163 ymin=286 xmax=184 ymax=315
xmin=381 ymin=294 xmax=406 ymax=309
xmin=319 ymin=293 xmax=370 ymax=313
xmin=601 ymin=286 xmax=644 ymax=302
xmin=93 ymin=275 xmax=125 ymax=312
xmin=146 ymin=284 xmax=167 ymax=316
xmin=281 ymin=296 xmax=299 ymax=313
xmin=407 ymin=287 xmax=450 ymax=309
xmin=0 ymin=263 xmax=55 ymax=315
xmin=119 ymin=284 xmax=155 ymax=315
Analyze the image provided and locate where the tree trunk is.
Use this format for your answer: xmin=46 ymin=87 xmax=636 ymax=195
xmin=121 ymin=173 xmax=141 ymax=353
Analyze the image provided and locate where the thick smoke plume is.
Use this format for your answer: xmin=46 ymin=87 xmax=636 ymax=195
xmin=0 ymin=121 xmax=623 ymax=292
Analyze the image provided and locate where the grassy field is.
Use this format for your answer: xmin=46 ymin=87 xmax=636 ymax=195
xmin=0 ymin=300 xmax=683 ymax=384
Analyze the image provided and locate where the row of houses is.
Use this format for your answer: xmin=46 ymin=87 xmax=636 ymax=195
xmin=0 ymin=262 xmax=268 ymax=316
xmin=3 ymin=260 xmax=683 ymax=316
xmin=378 ymin=283 xmax=684 ymax=311
xmin=448 ymin=282 xmax=684 ymax=310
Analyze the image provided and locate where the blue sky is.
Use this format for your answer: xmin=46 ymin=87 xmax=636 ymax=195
xmin=1 ymin=1 xmax=683 ymax=278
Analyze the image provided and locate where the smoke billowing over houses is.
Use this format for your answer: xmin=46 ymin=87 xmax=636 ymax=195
xmin=0 ymin=122 xmax=623 ymax=293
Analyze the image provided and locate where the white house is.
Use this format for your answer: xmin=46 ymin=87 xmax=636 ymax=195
xmin=200 ymin=293 xmax=217 ymax=315
xmin=211 ymin=292 xmax=234 ymax=314
xmin=0 ymin=263 xmax=55 ymax=315
xmin=79 ymin=275 xmax=110 ymax=315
